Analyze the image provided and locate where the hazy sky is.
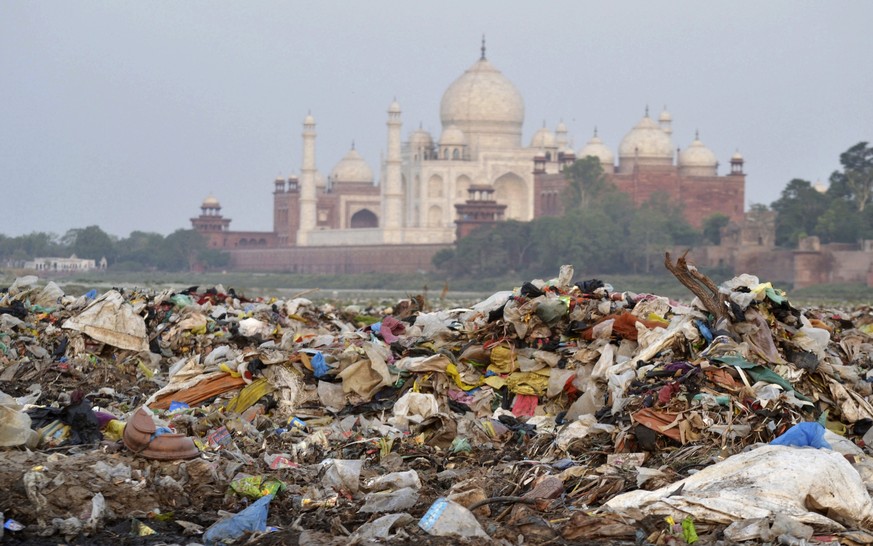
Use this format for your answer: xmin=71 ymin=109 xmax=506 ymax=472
xmin=1 ymin=2 xmax=871 ymax=238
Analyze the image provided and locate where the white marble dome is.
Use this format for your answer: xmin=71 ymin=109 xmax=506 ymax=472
xmin=618 ymin=114 xmax=674 ymax=172
xmin=578 ymin=131 xmax=615 ymax=166
xmin=409 ymin=127 xmax=434 ymax=148
xmin=439 ymin=125 xmax=467 ymax=146
xmin=439 ymin=57 xmax=524 ymax=150
xmin=330 ymin=147 xmax=373 ymax=183
xmin=679 ymin=135 xmax=717 ymax=167
xmin=530 ymin=126 xmax=556 ymax=149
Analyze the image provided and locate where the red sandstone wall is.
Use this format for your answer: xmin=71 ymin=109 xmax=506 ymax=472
xmin=227 ymin=244 xmax=450 ymax=274
xmin=793 ymin=253 xmax=829 ymax=289
xmin=736 ymin=249 xmax=794 ymax=285
xmin=534 ymin=171 xmax=744 ymax=228
xmin=827 ymin=251 xmax=873 ymax=284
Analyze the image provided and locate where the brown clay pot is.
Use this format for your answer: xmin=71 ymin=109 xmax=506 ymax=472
xmin=122 ymin=407 xmax=200 ymax=460
xmin=140 ymin=433 xmax=200 ymax=460
xmin=122 ymin=407 xmax=156 ymax=453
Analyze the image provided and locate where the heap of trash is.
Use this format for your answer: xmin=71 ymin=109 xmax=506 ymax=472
xmin=3 ymin=254 xmax=873 ymax=545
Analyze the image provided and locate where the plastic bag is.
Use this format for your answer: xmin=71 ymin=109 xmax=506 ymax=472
xmin=770 ymin=422 xmax=831 ymax=449
xmin=203 ymin=494 xmax=273 ymax=546
xmin=0 ymin=390 xmax=38 ymax=447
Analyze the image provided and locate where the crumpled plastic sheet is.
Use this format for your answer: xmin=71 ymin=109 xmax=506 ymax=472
xmin=604 ymin=444 xmax=873 ymax=532
xmin=62 ymin=290 xmax=149 ymax=352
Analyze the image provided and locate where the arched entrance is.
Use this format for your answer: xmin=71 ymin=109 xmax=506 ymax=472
xmin=493 ymin=172 xmax=528 ymax=220
xmin=350 ymin=209 xmax=378 ymax=228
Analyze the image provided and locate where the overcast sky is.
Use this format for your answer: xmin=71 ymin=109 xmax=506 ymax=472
xmin=1 ymin=2 xmax=871 ymax=238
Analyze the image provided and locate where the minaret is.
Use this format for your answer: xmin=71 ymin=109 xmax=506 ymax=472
xmin=659 ymin=106 xmax=672 ymax=136
xmin=555 ymin=120 xmax=568 ymax=150
xmin=382 ymin=99 xmax=403 ymax=241
xmin=297 ymin=113 xmax=317 ymax=245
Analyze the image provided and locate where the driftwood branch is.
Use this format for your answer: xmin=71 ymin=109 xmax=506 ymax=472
xmin=664 ymin=251 xmax=730 ymax=324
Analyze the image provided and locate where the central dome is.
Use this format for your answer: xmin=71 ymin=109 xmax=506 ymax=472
xmin=439 ymin=57 xmax=525 ymax=153
xmin=330 ymin=147 xmax=373 ymax=184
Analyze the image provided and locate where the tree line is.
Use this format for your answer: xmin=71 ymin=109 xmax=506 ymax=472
xmin=0 ymin=227 xmax=229 ymax=272
xmin=434 ymin=142 xmax=873 ymax=279
xmin=772 ymin=142 xmax=873 ymax=246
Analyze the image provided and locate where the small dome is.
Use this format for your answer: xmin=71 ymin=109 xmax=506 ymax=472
xmin=578 ymin=130 xmax=614 ymax=166
xmin=388 ymin=99 xmax=401 ymax=113
xmin=330 ymin=147 xmax=373 ymax=183
xmin=678 ymin=133 xmax=718 ymax=176
xmin=303 ymin=113 xmax=315 ymax=125
xmin=530 ymin=126 xmax=557 ymax=149
xmin=814 ymin=179 xmax=827 ymax=193
xmin=440 ymin=125 xmax=467 ymax=146
xmin=556 ymin=121 xmax=568 ymax=133
xmin=202 ymin=195 xmax=220 ymax=208
xmin=732 ymin=150 xmax=744 ymax=161
xmin=658 ymin=108 xmax=672 ymax=123
xmin=409 ymin=127 xmax=434 ymax=147
xmin=678 ymin=135 xmax=717 ymax=167
xmin=618 ymin=113 xmax=674 ymax=169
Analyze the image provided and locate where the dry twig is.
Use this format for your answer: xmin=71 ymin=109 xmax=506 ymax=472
xmin=664 ymin=251 xmax=730 ymax=324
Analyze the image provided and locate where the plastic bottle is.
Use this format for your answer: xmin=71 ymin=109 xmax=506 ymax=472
xmin=418 ymin=497 xmax=489 ymax=538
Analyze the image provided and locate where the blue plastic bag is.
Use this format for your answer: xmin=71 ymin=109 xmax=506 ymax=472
xmin=203 ymin=494 xmax=273 ymax=545
xmin=311 ymin=351 xmax=329 ymax=378
xmin=770 ymin=422 xmax=831 ymax=449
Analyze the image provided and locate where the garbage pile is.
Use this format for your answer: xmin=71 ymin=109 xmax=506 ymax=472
xmin=2 ymin=256 xmax=873 ymax=545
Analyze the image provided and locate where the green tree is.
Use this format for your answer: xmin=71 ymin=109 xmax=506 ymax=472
xmin=497 ymin=220 xmax=534 ymax=273
xmin=199 ymin=248 xmax=231 ymax=270
xmin=628 ymin=193 xmax=698 ymax=273
xmin=771 ymin=179 xmax=830 ymax=247
xmin=562 ymin=156 xmax=611 ymax=211
xmin=157 ymin=229 xmax=206 ymax=271
xmin=829 ymin=142 xmax=873 ymax=212
xmin=115 ymin=231 xmax=165 ymax=269
xmin=702 ymin=213 xmax=730 ymax=245
xmin=531 ymin=190 xmax=633 ymax=275
xmin=431 ymin=247 xmax=457 ymax=272
xmin=453 ymin=225 xmax=514 ymax=277
xmin=72 ymin=225 xmax=117 ymax=262
xmin=815 ymin=199 xmax=861 ymax=243
xmin=0 ymin=232 xmax=65 ymax=260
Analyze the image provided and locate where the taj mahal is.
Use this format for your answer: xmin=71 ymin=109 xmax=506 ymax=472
xmin=192 ymin=42 xmax=746 ymax=273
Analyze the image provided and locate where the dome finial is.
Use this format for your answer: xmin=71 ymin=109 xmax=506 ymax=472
xmin=481 ymin=35 xmax=486 ymax=60
xmin=593 ymin=126 xmax=598 ymax=137
xmin=351 ymin=139 xmax=356 ymax=150
xmin=645 ymin=105 xmax=650 ymax=117
xmin=695 ymin=129 xmax=699 ymax=140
